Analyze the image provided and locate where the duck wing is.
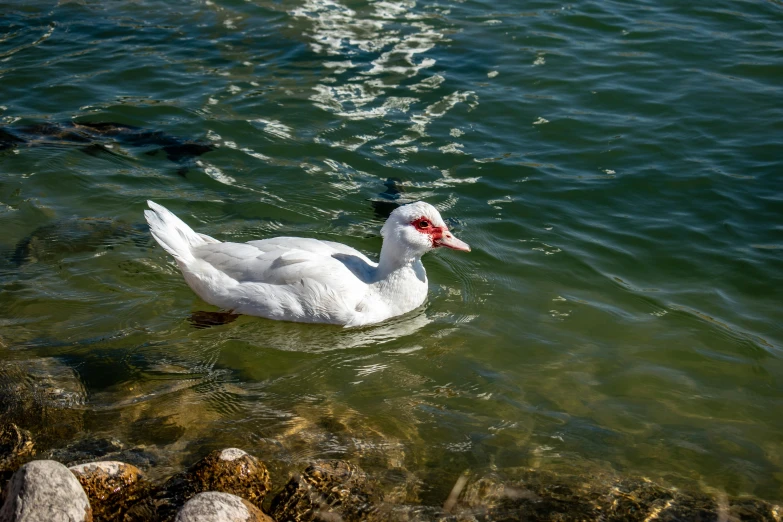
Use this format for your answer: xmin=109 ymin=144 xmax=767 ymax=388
xmin=246 ymin=237 xmax=375 ymax=265
xmin=191 ymin=237 xmax=374 ymax=289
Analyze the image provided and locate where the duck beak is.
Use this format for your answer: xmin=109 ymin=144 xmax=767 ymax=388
xmin=435 ymin=230 xmax=471 ymax=252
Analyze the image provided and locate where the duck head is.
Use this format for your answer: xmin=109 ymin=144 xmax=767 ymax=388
xmin=381 ymin=201 xmax=470 ymax=258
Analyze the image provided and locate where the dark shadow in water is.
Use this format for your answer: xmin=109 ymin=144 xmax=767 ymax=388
xmin=0 ymin=127 xmax=26 ymax=151
xmin=9 ymin=217 xmax=150 ymax=266
xmin=188 ymin=311 xmax=240 ymax=329
xmin=369 ymin=178 xmax=405 ymax=219
xmin=225 ymin=307 xmax=432 ymax=353
xmin=370 ymin=199 xmax=400 ymax=220
xmin=0 ymin=120 xmax=214 ymax=170
xmin=79 ymin=142 xmax=127 ymax=159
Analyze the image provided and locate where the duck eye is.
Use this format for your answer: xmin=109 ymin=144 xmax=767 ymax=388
xmin=417 ymin=220 xmax=430 ymax=229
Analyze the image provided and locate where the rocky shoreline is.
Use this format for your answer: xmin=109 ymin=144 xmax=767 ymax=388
xmin=1 ymin=421 xmax=781 ymax=522
xmin=1 ymin=355 xmax=781 ymax=521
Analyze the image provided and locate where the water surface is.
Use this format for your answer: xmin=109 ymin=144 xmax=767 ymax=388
xmin=1 ymin=0 xmax=782 ymax=504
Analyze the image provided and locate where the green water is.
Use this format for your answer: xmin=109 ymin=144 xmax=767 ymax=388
xmin=1 ymin=0 xmax=782 ymax=504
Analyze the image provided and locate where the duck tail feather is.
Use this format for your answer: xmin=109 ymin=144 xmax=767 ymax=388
xmin=145 ymin=200 xmax=211 ymax=261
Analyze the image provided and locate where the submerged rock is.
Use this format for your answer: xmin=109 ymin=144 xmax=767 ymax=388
xmin=124 ymin=448 xmax=271 ymax=522
xmin=447 ymin=468 xmax=783 ymax=522
xmin=0 ymin=358 xmax=86 ymax=450
xmin=174 ymin=492 xmax=273 ymax=522
xmin=270 ymin=460 xmax=379 ymax=522
xmin=0 ymin=460 xmax=92 ymax=522
xmin=45 ymin=435 xmax=125 ymax=466
xmin=69 ymin=461 xmax=149 ymax=522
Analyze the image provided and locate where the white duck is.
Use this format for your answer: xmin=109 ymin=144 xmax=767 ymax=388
xmin=144 ymin=200 xmax=470 ymax=327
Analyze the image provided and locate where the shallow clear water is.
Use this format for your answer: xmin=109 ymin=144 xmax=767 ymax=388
xmin=1 ymin=0 xmax=782 ymax=503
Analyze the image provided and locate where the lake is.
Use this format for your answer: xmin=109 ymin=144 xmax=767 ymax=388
xmin=1 ymin=0 xmax=782 ymax=508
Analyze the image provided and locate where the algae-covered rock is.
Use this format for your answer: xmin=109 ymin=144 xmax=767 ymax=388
xmin=179 ymin=448 xmax=271 ymax=507
xmin=174 ymin=492 xmax=273 ymax=522
xmin=69 ymin=461 xmax=150 ymax=522
xmin=270 ymin=460 xmax=379 ymax=522
xmin=124 ymin=448 xmax=271 ymax=522
xmin=0 ymin=460 xmax=92 ymax=522
xmin=728 ymin=498 xmax=783 ymax=522
xmin=0 ymin=424 xmax=35 ymax=480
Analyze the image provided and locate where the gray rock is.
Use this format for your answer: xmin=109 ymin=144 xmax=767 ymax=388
xmin=174 ymin=492 xmax=272 ymax=522
xmin=0 ymin=460 xmax=92 ymax=522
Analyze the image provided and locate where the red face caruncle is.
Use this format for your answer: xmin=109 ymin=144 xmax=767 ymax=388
xmin=410 ymin=216 xmax=443 ymax=246
xmin=409 ymin=215 xmax=471 ymax=252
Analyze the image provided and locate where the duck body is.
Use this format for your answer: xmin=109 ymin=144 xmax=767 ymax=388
xmin=177 ymin=235 xmax=427 ymax=327
xmin=145 ymin=200 xmax=469 ymax=327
